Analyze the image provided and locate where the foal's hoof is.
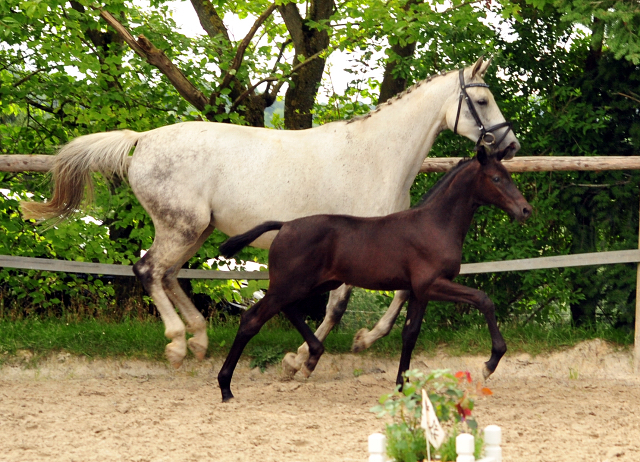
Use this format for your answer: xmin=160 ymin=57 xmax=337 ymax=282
xmin=187 ymin=338 xmax=207 ymax=361
xmin=352 ymin=328 xmax=370 ymax=353
xmin=221 ymin=390 xmax=235 ymax=402
xmin=281 ymin=353 xmax=299 ymax=380
xmin=482 ymin=363 xmax=493 ymax=380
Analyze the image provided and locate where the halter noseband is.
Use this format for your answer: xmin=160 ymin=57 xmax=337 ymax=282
xmin=453 ymin=69 xmax=512 ymax=148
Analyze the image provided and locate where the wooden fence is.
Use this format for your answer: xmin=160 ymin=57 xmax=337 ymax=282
xmin=2 ymin=153 xmax=640 ymax=372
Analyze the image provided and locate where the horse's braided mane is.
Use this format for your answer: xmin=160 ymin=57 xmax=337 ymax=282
xmin=415 ymin=157 xmax=475 ymax=208
xmin=345 ymin=68 xmax=458 ymax=125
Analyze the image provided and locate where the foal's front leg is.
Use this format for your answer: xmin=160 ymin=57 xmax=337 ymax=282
xmin=396 ymin=292 xmax=428 ymax=385
xmin=427 ymin=278 xmax=507 ymax=379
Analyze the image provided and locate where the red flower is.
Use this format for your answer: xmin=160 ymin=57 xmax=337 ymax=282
xmin=455 ymin=371 xmax=472 ymax=383
xmin=455 ymin=402 xmax=472 ymax=421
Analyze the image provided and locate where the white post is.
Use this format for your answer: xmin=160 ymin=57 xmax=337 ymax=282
xmin=483 ymin=425 xmax=502 ymax=462
xmin=456 ymin=433 xmax=475 ymax=462
xmin=368 ymin=433 xmax=387 ymax=462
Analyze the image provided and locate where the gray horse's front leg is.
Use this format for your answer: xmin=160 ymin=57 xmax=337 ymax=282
xmin=282 ymin=285 xmax=352 ymax=379
xmin=352 ymin=290 xmax=410 ymax=352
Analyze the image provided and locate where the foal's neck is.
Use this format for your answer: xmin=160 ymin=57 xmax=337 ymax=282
xmin=418 ymin=163 xmax=481 ymax=244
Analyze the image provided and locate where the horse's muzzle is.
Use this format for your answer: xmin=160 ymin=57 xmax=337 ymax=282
xmin=500 ymin=141 xmax=520 ymax=160
xmin=517 ymin=203 xmax=532 ymax=223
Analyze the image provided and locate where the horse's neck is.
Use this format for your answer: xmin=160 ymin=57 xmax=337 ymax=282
xmin=350 ymin=74 xmax=457 ymax=192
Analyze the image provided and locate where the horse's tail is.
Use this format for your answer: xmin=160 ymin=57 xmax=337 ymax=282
xmin=21 ymin=129 xmax=142 ymax=222
xmin=219 ymin=221 xmax=284 ymax=258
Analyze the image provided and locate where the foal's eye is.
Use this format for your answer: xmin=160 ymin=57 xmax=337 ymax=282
xmin=477 ymin=99 xmax=488 ymax=106
xmin=492 ymin=176 xmax=500 ymax=183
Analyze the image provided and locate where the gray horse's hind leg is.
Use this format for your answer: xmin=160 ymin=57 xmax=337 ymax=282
xmin=352 ymin=289 xmax=410 ymax=352
xmin=133 ymin=218 xmax=212 ymax=369
xmin=161 ymin=225 xmax=215 ymax=361
xmin=282 ymin=284 xmax=352 ymax=378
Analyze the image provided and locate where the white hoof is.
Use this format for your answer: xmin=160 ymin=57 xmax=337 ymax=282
xmin=281 ymin=352 xmax=300 ymax=380
xmin=165 ymin=343 xmax=186 ymax=369
xmin=352 ymin=328 xmax=370 ymax=353
xmin=188 ymin=337 xmax=208 ymax=361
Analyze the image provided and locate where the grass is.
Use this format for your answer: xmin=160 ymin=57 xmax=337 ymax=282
xmin=0 ymin=316 xmax=632 ymax=367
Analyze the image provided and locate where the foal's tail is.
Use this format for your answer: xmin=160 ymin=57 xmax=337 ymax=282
xmin=21 ymin=130 xmax=142 ymax=222
xmin=219 ymin=221 xmax=284 ymax=258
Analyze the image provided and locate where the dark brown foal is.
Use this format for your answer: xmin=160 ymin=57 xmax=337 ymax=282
xmin=217 ymin=147 xmax=531 ymax=401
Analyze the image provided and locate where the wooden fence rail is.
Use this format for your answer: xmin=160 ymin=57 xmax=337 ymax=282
xmin=3 ymin=154 xmax=640 ymax=173
xmin=3 ymin=250 xmax=640 ymax=279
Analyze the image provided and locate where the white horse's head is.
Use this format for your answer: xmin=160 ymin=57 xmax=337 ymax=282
xmin=444 ymin=57 xmax=520 ymax=160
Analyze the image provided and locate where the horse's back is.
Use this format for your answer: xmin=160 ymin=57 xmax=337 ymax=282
xmin=125 ymin=121 xmax=409 ymax=247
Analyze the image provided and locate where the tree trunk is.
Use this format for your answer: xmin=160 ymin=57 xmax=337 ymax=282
xmin=377 ymin=0 xmax=421 ymax=104
xmin=279 ymin=0 xmax=334 ymax=130
xmin=378 ymin=41 xmax=417 ymax=104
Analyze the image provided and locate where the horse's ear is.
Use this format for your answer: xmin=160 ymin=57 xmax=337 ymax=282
xmin=471 ymin=56 xmax=492 ymax=79
xmin=476 ymin=145 xmax=488 ymax=165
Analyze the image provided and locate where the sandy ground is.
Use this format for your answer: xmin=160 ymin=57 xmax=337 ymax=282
xmin=1 ymin=339 xmax=639 ymax=462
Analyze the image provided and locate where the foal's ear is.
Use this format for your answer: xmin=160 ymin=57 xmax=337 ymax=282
xmin=476 ymin=145 xmax=488 ymax=165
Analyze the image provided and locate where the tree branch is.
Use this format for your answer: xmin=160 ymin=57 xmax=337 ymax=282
xmin=13 ymin=68 xmax=48 ymax=88
xmin=265 ymin=38 xmax=292 ymax=96
xmin=616 ymin=92 xmax=640 ymax=104
xmin=189 ymin=0 xmax=230 ymax=41
xmin=229 ymin=47 xmax=326 ymax=112
xmin=96 ymin=8 xmax=210 ymax=113
xmin=218 ymin=3 xmax=277 ymax=92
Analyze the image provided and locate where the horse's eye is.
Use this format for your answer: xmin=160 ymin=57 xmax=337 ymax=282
xmin=492 ymin=176 xmax=500 ymax=183
xmin=477 ymin=99 xmax=488 ymax=106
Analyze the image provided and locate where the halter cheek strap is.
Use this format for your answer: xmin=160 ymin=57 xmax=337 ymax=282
xmin=453 ymin=69 xmax=513 ymax=148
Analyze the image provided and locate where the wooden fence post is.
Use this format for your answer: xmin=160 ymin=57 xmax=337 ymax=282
xmin=636 ymin=192 xmax=640 ymax=374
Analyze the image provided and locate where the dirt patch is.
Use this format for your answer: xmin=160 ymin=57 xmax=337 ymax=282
xmin=1 ymin=339 xmax=639 ymax=462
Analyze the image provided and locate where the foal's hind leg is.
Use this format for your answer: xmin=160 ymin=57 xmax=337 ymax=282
xmin=282 ymin=284 xmax=352 ymax=379
xmin=282 ymin=304 xmax=325 ymax=378
xmin=352 ymin=290 xmax=410 ymax=352
xmin=161 ymin=225 xmax=214 ymax=361
xmin=218 ymin=294 xmax=284 ymax=401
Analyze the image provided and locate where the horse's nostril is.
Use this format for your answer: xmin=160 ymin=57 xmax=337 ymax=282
xmin=523 ymin=207 xmax=532 ymax=216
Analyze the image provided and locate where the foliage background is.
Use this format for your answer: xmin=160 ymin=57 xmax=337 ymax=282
xmin=1 ymin=0 xmax=640 ymax=331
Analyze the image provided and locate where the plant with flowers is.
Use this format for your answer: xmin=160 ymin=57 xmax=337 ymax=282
xmin=370 ymin=369 xmax=492 ymax=462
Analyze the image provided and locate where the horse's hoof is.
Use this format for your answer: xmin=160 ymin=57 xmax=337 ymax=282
xmin=281 ymin=353 xmax=299 ymax=380
xmin=482 ymin=364 xmax=493 ymax=380
xmin=165 ymin=345 xmax=186 ymax=369
xmin=187 ymin=337 xmax=208 ymax=361
xmin=301 ymin=363 xmax=313 ymax=379
xmin=221 ymin=390 xmax=234 ymax=402
xmin=352 ymin=328 xmax=370 ymax=353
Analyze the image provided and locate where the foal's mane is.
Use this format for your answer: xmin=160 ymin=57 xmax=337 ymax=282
xmin=415 ymin=157 xmax=476 ymax=207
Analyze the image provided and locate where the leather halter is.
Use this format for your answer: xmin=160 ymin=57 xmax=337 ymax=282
xmin=453 ymin=69 xmax=512 ymax=148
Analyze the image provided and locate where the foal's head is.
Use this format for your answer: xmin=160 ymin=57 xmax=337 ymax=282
xmin=470 ymin=146 xmax=532 ymax=222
